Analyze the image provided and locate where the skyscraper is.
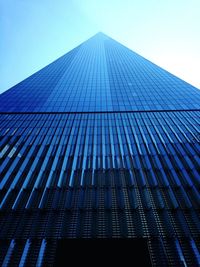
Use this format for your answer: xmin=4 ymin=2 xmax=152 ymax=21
xmin=0 ymin=33 xmax=199 ymax=266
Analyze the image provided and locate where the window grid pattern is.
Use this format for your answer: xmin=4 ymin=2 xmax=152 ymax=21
xmin=0 ymin=33 xmax=200 ymax=112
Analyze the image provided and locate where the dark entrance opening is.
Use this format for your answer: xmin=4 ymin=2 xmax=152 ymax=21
xmin=54 ymin=238 xmax=152 ymax=266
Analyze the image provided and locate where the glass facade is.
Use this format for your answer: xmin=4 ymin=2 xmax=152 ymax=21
xmin=0 ymin=33 xmax=200 ymax=113
xmin=0 ymin=33 xmax=200 ymax=266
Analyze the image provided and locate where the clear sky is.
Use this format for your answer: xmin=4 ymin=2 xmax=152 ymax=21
xmin=1 ymin=0 xmax=200 ymax=94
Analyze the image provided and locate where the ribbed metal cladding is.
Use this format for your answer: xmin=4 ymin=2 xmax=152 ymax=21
xmin=0 ymin=110 xmax=199 ymax=266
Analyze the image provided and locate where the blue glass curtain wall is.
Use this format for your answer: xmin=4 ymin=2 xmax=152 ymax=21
xmin=0 ymin=33 xmax=200 ymax=266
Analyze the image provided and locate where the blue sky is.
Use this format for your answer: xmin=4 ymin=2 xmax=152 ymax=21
xmin=0 ymin=0 xmax=200 ymax=93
